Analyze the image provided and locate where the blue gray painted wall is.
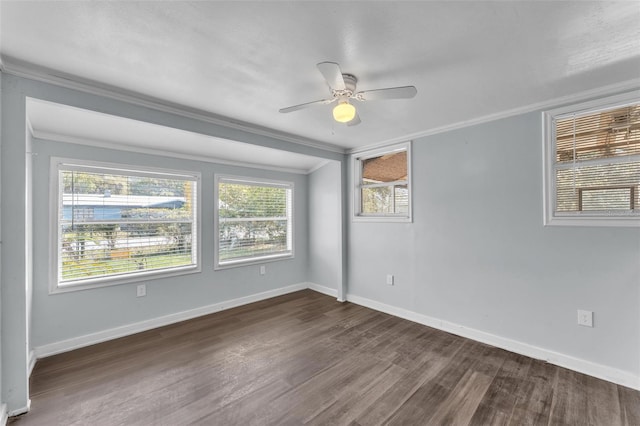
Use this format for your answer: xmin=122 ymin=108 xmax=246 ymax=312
xmin=308 ymin=161 xmax=342 ymax=293
xmin=0 ymin=72 xmax=342 ymax=414
xmin=348 ymin=111 xmax=640 ymax=378
xmin=31 ymin=138 xmax=310 ymax=346
xmin=1 ymin=70 xmax=639 ymax=416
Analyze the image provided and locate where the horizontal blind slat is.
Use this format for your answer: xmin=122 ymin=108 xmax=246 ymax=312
xmin=218 ymin=180 xmax=292 ymax=264
xmin=59 ymin=168 xmax=197 ymax=284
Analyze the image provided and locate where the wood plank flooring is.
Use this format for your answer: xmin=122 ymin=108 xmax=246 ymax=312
xmin=9 ymin=290 xmax=640 ymax=425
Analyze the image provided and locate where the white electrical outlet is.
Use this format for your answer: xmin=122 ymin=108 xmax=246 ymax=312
xmin=260 ymin=265 xmax=266 ymax=275
xmin=577 ymin=309 xmax=593 ymax=327
xmin=137 ymin=284 xmax=146 ymax=297
xmin=386 ymin=274 xmax=394 ymax=286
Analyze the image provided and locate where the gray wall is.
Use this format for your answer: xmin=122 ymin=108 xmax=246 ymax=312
xmin=0 ymin=69 xmax=3 ymax=418
xmin=348 ymin=111 xmax=640 ymax=376
xmin=308 ymin=161 xmax=342 ymax=293
xmin=1 ymin=73 xmax=30 ymax=414
xmin=31 ymin=139 xmax=310 ymax=347
xmin=0 ymin=72 xmax=343 ymax=414
xmin=1 ymin=69 xmax=637 ymax=416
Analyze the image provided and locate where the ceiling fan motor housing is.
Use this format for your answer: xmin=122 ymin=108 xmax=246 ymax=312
xmin=333 ymin=74 xmax=358 ymax=99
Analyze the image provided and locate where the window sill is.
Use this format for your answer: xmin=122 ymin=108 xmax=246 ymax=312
xmin=544 ymin=214 xmax=640 ymax=227
xmin=353 ymin=215 xmax=412 ymax=223
xmin=215 ymin=253 xmax=294 ymax=270
xmin=50 ymin=264 xmax=201 ymax=294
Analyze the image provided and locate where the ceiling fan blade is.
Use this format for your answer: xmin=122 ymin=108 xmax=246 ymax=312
xmin=279 ymin=98 xmax=335 ymax=113
xmin=317 ymin=62 xmax=346 ymax=91
xmin=355 ymin=86 xmax=417 ymax=101
xmin=347 ymin=113 xmax=361 ymax=126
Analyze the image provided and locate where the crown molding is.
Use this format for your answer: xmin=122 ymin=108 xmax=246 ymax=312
xmin=5 ymin=56 xmax=638 ymax=159
xmin=1 ymin=56 xmax=346 ymax=155
xmin=348 ymin=79 xmax=640 ymax=154
xmin=30 ymin=129 xmax=315 ymax=175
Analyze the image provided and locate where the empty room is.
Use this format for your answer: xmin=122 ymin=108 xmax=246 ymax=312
xmin=1 ymin=1 xmax=639 ymax=425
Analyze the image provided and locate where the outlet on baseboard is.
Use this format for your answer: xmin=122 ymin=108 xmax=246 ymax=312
xmin=137 ymin=284 xmax=146 ymax=297
xmin=577 ymin=309 xmax=593 ymax=327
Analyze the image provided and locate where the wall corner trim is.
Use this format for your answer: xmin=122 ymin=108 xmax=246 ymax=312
xmin=1 ymin=404 xmax=8 ymax=426
xmin=7 ymin=399 xmax=30 ymax=419
xmin=28 ymin=351 xmax=37 ymax=377
xmin=345 ymin=293 xmax=640 ymax=391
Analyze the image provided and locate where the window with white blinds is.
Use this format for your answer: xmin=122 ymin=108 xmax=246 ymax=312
xmin=544 ymin=92 xmax=640 ymax=226
xmin=353 ymin=142 xmax=412 ymax=222
xmin=215 ymin=176 xmax=293 ymax=268
xmin=52 ymin=158 xmax=200 ymax=291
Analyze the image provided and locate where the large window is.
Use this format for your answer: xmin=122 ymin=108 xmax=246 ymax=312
xmin=215 ymin=175 xmax=293 ymax=268
xmin=51 ymin=158 xmax=200 ymax=292
xmin=353 ymin=142 xmax=412 ymax=222
xmin=543 ymin=92 xmax=640 ymax=226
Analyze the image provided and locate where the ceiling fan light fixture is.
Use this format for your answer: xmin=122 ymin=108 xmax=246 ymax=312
xmin=333 ymin=101 xmax=356 ymax=123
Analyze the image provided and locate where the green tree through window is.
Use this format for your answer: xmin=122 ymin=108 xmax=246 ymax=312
xmin=55 ymin=161 xmax=199 ymax=289
xmin=217 ymin=177 xmax=293 ymax=266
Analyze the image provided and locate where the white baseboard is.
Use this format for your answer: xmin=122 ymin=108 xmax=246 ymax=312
xmin=30 ymin=283 xmax=639 ymax=391
xmin=34 ymin=282 xmax=308 ymax=359
xmin=346 ymin=293 xmax=640 ymax=391
xmin=7 ymin=399 xmax=30 ymax=419
xmin=0 ymin=403 xmax=7 ymax=426
xmin=307 ymin=282 xmax=338 ymax=298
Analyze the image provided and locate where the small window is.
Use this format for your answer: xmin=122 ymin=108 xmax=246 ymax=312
xmin=51 ymin=158 xmax=200 ymax=292
xmin=353 ymin=142 xmax=412 ymax=222
xmin=543 ymin=92 xmax=640 ymax=226
xmin=215 ymin=175 xmax=293 ymax=268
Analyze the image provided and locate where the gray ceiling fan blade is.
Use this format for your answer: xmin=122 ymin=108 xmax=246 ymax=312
xmin=317 ymin=62 xmax=346 ymax=91
xmin=355 ymin=86 xmax=417 ymax=101
xmin=347 ymin=113 xmax=361 ymax=126
xmin=279 ymin=98 xmax=335 ymax=113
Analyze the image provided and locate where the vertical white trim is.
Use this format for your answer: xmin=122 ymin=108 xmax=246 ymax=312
xmin=542 ymin=110 xmax=554 ymax=226
xmin=0 ymin=404 xmax=7 ymax=426
xmin=28 ymin=350 xmax=36 ymax=377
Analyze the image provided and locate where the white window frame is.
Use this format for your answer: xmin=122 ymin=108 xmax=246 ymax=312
xmin=214 ymin=174 xmax=294 ymax=269
xmin=352 ymin=141 xmax=412 ymax=222
xmin=49 ymin=157 xmax=201 ymax=294
xmin=543 ymin=91 xmax=640 ymax=227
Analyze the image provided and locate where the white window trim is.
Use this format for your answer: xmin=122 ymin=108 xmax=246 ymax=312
xmin=542 ymin=91 xmax=640 ymax=227
xmin=352 ymin=141 xmax=412 ymax=223
xmin=49 ymin=157 xmax=202 ymax=294
xmin=214 ymin=174 xmax=295 ymax=270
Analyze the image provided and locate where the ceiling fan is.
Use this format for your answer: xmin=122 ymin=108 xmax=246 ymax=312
xmin=279 ymin=62 xmax=417 ymax=126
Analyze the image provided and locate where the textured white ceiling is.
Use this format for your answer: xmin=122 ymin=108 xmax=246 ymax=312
xmin=2 ymin=1 xmax=640 ymax=151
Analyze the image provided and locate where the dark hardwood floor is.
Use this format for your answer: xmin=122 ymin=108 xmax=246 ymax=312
xmin=9 ymin=289 xmax=640 ymax=425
